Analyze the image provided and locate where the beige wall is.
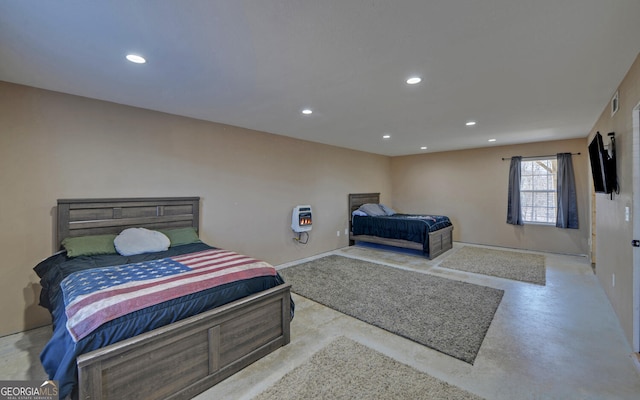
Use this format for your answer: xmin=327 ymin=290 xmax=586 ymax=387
xmin=390 ymin=139 xmax=590 ymax=255
xmin=4 ymin=52 xmax=638 ymax=350
xmin=588 ymin=53 xmax=640 ymax=348
xmin=0 ymin=81 xmax=392 ymax=336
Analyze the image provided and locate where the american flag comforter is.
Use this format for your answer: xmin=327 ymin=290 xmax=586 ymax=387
xmin=35 ymin=242 xmax=292 ymax=400
xmin=61 ymin=249 xmax=277 ymax=342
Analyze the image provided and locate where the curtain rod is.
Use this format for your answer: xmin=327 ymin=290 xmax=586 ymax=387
xmin=501 ymin=152 xmax=580 ymax=161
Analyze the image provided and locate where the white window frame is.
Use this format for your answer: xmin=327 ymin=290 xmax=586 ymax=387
xmin=520 ymin=157 xmax=557 ymax=225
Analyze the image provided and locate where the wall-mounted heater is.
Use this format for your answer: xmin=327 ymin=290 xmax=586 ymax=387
xmin=292 ymin=205 xmax=313 ymax=233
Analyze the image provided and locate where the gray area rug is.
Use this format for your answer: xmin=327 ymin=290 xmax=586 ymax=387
xmin=279 ymin=255 xmax=503 ymax=364
xmin=253 ymin=337 xmax=484 ymax=400
xmin=439 ymin=246 xmax=546 ymax=285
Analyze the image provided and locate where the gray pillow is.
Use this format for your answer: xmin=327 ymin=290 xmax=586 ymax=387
xmin=358 ymin=203 xmax=386 ymax=216
xmin=380 ymin=204 xmax=396 ymax=216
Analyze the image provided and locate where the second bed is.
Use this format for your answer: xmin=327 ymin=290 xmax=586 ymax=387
xmin=348 ymin=193 xmax=453 ymax=259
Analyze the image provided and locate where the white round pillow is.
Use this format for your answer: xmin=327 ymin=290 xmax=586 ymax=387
xmin=114 ymin=227 xmax=170 ymax=256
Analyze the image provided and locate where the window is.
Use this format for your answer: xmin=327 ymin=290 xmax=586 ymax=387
xmin=520 ymin=158 xmax=557 ymax=224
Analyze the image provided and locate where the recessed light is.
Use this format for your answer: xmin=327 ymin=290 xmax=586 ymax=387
xmin=488 ymin=138 xmax=497 ymax=142
xmin=301 ymin=109 xmax=313 ymax=115
xmin=126 ymin=54 xmax=146 ymax=64
xmin=420 ymin=146 xmax=427 ymax=150
xmin=406 ymin=77 xmax=422 ymax=85
xmin=382 ymin=134 xmax=391 ymax=139
xmin=465 ymin=121 xmax=476 ymax=126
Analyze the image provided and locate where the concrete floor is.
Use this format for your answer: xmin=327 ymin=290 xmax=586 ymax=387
xmin=2 ymin=242 xmax=640 ymax=399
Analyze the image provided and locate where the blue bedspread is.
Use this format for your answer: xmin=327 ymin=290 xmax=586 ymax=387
xmin=34 ymin=243 xmax=293 ymax=399
xmin=352 ymin=214 xmax=452 ymax=253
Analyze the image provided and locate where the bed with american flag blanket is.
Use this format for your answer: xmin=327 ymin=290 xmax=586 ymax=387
xmin=35 ymin=242 xmax=293 ymax=399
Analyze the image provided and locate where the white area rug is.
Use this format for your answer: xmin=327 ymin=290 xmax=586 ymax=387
xmin=253 ymin=337 xmax=484 ymax=400
xmin=439 ymin=246 xmax=546 ymax=285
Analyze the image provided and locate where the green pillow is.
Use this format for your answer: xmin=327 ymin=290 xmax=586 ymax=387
xmin=62 ymin=234 xmax=117 ymax=257
xmin=159 ymin=227 xmax=201 ymax=247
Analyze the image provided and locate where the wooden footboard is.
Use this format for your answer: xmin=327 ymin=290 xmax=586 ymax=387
xmin=77 ymin=283 xmax=291 ymax=400
xmin=427 ymin=225 xmax=453 ymax=259
xmin=349 ymin=229 xmax=452 ymax=260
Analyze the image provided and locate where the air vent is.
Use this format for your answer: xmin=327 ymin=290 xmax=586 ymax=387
xmin=611 ymin=90 xmax=619 ymax=117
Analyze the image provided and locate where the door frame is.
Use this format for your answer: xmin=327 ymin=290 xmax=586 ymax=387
xmin=632 ymin=100 xmax=640 ymax=352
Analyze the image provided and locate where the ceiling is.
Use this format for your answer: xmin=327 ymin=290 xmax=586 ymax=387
xmin=1 ymin=1 xmax=639 ymax=156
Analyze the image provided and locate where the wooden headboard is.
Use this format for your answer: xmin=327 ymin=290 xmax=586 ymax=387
xmin=348 ymin=192 xmax=380 ymax=230
xmin=349 ymin=193 xmax=380 ymax=215
xmin=57 ymin=197 xmax=200 ymax=247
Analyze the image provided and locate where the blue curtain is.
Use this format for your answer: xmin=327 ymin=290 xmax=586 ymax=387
xmin=556 ymin=153 xmax=578 ymax=229
xmin=506 ymin=156 xmax=523 ymax=225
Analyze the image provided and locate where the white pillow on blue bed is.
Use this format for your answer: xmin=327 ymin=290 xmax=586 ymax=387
xmin=114 ymin=228 xmax=170 ymax=256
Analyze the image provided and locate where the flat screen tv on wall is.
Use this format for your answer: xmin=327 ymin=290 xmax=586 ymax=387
xmin=588 ymin=132 xmax=617 ymax=194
